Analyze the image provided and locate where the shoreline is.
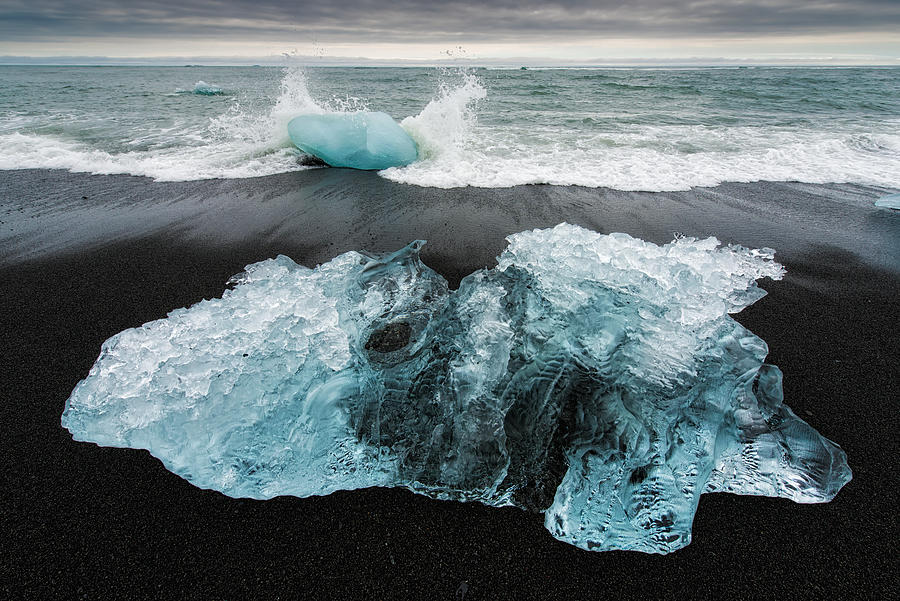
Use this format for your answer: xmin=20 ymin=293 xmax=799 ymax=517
xmin=2 ymin=168 xmax=897 ymax=277
xmin=2 ymin=168 xmax=898 ymax=598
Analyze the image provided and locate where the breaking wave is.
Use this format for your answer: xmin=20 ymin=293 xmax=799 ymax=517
xmin=0 ymin=68 xmax=376 ymax=181
xmin=1 ymin=66 xmax=899 ymax=190
xmin=384 ymin=125 xmax=900 ymax=190
xmin=171 ymin=81 xmax=229 ymax=96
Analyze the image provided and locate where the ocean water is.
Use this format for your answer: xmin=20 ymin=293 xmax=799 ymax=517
xmin=1 ymin=65 xmax=898 ymax=191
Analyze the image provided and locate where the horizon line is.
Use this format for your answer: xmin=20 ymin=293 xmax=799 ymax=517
xmin=2 ymin=54 xmax=899 ymax=68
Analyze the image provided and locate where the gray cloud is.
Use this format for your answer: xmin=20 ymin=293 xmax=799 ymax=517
xmin=2 ymin=1 xmax=899 ymax=44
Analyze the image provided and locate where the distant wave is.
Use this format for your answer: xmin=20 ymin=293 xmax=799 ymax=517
xmin=191 ymin=81 xmax=226 ymax=96
xmin=171 ymin=81 xmax=229 ymax=96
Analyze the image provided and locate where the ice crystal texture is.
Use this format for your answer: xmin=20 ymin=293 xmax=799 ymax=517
xmin=288 ymin=112 xmax=418 ymax=170
xmin=62 ymin=224 xmax=851 ymax=553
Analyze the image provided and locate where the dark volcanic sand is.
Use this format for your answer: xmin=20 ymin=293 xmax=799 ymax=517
xmin=2 ymin=169 xmax=898 ymax=599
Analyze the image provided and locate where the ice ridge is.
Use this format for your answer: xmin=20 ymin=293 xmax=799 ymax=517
xmin=61 ymin=223 xmax=851 ymax=553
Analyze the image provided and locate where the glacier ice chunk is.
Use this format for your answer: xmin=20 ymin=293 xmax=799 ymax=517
xmin=288 ymin=112 xmax=418 ymax=170
xmin=192 ymin=81 xmax=224 ymax=95
xmin=874 ymin=192 xmax=900 ymax=209
xmin=62 ymin=224 xmax=851 ymax=553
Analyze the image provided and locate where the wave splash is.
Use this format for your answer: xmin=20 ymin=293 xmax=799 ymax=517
xmin=1 ymin=67 xmax=899 ymax=189
xmin=0 ymin=68 xmax=370 ymax=181
xmin=0 ymin=67 xmax=485 ymax=182
xmin=384 ymin=75 xmax=900 ymax=189
xmin=397 ymin=69 xmax=486 ymax=164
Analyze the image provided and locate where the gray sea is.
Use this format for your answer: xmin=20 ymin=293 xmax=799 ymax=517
xmin=1 ymin=65 xmax=899 ymax=191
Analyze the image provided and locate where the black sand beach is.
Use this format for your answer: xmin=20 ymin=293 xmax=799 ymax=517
xmin=2 ymin=168 xmax=898 ymax=599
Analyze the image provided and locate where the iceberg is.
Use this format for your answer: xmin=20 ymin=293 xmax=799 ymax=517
xmin=288 ymin=112 xmax=418 ymax=170
xmin=192 ymin=81 xmax=224 ymax=95
xmin=874 ymin=192 xmax=900 ymax=209
xmin=61 ymin=224 xmax=851 ymax=553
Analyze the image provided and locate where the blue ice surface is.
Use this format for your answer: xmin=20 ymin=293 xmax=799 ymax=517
xmin=62 ymin=224 xmax=851 ymax=554
xmin=288 ymin=112 xmax=418 ymax=170
xmin=874 ymin=192 xmax=900 ymax=209
xmin=192 ymin=81 xmax=224 ymax=95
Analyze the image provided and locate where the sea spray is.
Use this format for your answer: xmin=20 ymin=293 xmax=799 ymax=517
xmin=208 ymin=67 xmax=326 ymax=155
xmin=206 ymin=67 xmax=376 ymax=171
xmin=398 ymin=68 xmax=486 ymax=162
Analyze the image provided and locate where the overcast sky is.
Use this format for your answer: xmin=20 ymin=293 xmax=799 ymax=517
xmin=2 ymin=0 xmax=898 ymax=63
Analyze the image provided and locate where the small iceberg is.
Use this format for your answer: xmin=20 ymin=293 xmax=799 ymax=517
xmin=874 ymin=193 xmax=900 ymax=209
xmin=191 ymin=81 xmax=224 ymax=95
xmin=288 ymin=112 xmax=418 ymax=170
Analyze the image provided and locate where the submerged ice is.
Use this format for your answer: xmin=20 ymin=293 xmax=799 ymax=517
xmin=875 ymin=192 xmax=900 ymax=209
xmin=173 ymin=81 xmax=225 ymax=95
xmin=192 ymin=81 xmax=224 ymax=95
xmin=62 ymin=224 xmax=851 ymax=553
xmin=288 ymin=112 xmax=418 ymax=170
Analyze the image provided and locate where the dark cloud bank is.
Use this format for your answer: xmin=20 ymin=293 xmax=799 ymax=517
xmin=3 ymin=0 xmax=900 ymax=43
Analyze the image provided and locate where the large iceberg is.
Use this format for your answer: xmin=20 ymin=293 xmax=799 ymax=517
xmin=288 ymin=112 xmax=418 ymax=170
xmin=62 ymin=224 xmax=851 ymax=553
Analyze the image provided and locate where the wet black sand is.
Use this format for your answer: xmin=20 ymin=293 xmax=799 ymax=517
xmin=2 ymin=169 xmax=898 ymax=599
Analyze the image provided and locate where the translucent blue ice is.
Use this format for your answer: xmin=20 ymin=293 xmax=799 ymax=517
xmin=874 ymin=192 xmax=900 ymax=209
xmin=288 ymin=112 xmax=418 ymax=170
xmin=62 ymin=224 xmax=851 ymax=553
xmin=192 ymin=81 xmax=224 ymax=95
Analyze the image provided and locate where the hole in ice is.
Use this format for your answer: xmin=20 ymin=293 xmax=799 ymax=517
xmin=365 ymin=321 xmax=413 ymax=353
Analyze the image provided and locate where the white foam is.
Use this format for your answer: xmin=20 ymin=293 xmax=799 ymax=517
xmin=383 ymin=120 xmax=900 ymax=190
xmin=398 ymin=69 xmax=486 ymax=163
xmin=0 ymin=131 xmax=305 ymax=181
